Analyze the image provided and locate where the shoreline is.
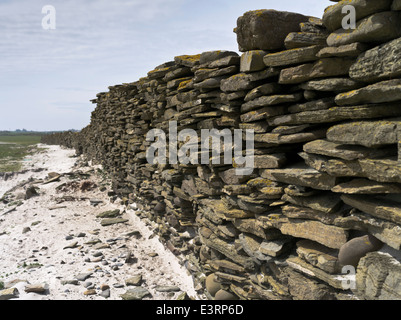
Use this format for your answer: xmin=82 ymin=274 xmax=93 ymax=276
xmin=0 ymin=144 xmax=200 ymax=300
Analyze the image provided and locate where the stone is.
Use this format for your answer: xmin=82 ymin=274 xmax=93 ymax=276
xmin=96 ymin=209 xmax=120 ymax=218
xmin=154 ymin=285 xmax=181 ymax=292
xmin=303 ymin=139 xmax=395 ymax=161
xmin=0 ymin=287 xmax=19 ymax=300
xmin=263 ymin=46 xmax=322 ymax=67
xmin=286 ymin=257 xmax=348 ymax=290
xmin=99 ymin=289 xmax=110 ymax=298
xmin=358 ymin=159 xmax=401 ymax=183
xmin=333 ymin=210 xmax=401 ymax=250
xmin=322 ymin=0 xmax=393 ymax=32
xmin=279 ymin=220 xmax=348 ymax=249
xmin=255 ymin=129 xmax=326 ymax=145
xmin=199 ymin=227 xmax=256 ymax=270
xmin=24 ymin=283 xmax=48 ymax=294
xmin=281 ymin=193 xmax=343 ymax=214
xmin=235 ymin=9 xmax=309 ymax=51
xmin=332 ymin=179 xmax=401 ymax=194
xmin=335 ymin=79 xmax=401 ymax=105
xmin=241 ymin=93 xmax=303 ymax=113
xmin=300 ymin=78 xmax=362 ymax=92
xmin=393 ymin=0 xmax=401 ymax=10
xmin=174 ymin=54 xmax=201 ymax=67
xmin=268 ymin=103 xmax=401 ymax=126
xmin=327 ymin=121 xmax=400 ymax=148
xmin=356 ymin=252 xmax=401 ymax=300
xmin=253 ymin=154 xmax=287 ymax=169
xmin=338 ymin=234 xmax=383 ymax=268
xmin=100 ymin=218 xmax=129 ymax=226
xmin=84 ymin=289 xmax=97 ymax=296
xmin=205 ymin=273 xmax=222 ymax=297
xmin=240 ymin=50 xmax=268 ymax=72
xmin=261 ymin=166 xmax=340 ymax=191
xmin=279 ymin=58 xmax=355 ymax=84
xmin=221 ymin=69 xmax=280 ymax=92
xmin=75 ymin=272 xmax=93 ymax=282
xmin=125 ymin=275 xmax=143 ymax=286
xmin=284 ymin=33 xmax=327 ymax=49
xmin=214 ymin=289 xmax=239 ymax=300
xmin=120 ymin=287 xmax=151 ymax=300
xmin=25 ymin=186 xmax=38 ymax=200
xmin=284 ymin=267 xmax=337 ymax=300
xmin=349 ymin=37 xmax=401 ymax=82
xmin=199 ymin=51 xmax=238 ymax=65
xmin=296 ymin=240 xmax=339 ymax=274
xmin=316 ymin=42 xmax=369 ymax=58
xmin=288 ymin=98 xmax=335 ymax=113
xmin=341 ymin=194 xmax=401 ymax=225
xmin=244 ymin=83 xmax=282 ymax=102
xmin=327 ymin=11 xmax=401 ymax=47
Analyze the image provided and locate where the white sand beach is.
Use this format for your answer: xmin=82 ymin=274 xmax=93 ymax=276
xmin=0 ymin=144 xmax=199 ymax=300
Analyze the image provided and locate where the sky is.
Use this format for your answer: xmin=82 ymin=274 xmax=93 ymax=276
xmin=0 ymin=0 xmax=332 ymax=131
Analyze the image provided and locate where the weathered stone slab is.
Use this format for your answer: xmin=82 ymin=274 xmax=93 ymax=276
xmin=327 ymin=11 xmax=401 ymax=47
xmin=335 ymin=79 xmax=401 ymax=105
xmin=253 ymin=154 xmax=287 ymax=169
xmin=349 ymin=37 xmax=401 ymax=82
xmin=296 ymin=239 xmax=339 ymax=274
xmin=199 ymin=227 xmax=256 ymax=270
xmin=221 ymin=68 xmax=280 ymax=92
xmin=303 ymin=139 xmax=395 ymax=161
xmin=327 ymin=121 xmax=400 ymax=148
xmin=300 ymin=78 xmax=362 ymax=92
xmin=240 ymin=50 xmax=268 ymax=72
xmin=333 ymin=211 xmax=401 ymax=250
xmin=282 ymin=205 xmax=342 ymax=225
xmin=317 ymin=42 xmax=369 ymax=58
xmin=288 ymin=98 xmax=335 ymax=113
xmin=299 ymin=152 xmax=364 ymax=177
xmin=279 ymin=58 xmax=355 ymax=84
xmin=241 ymin=93 xmax=303 ymax=113
xmin=240 ymin=105 xmax=287 ymax=123
xmin=322 ymin=0 xmax=393 ymax=32
xmin=263 ymin=45 xmax=322 ymax=67
xmin=255 ymin=129 xmax=326 ymax=145
xmin=235 ymin=9 xmax=309 ymax=51
xmin=356 ymin=252 xmax=401 ymax=300
xmin=341 ymin=194 xmax=401 ymax=225
xmin=284 ymin=32 xmax=327 ymax=49
xmin=358 ymin=159 xmax=401 ymax=183
xmin=244 ymin=83 xmax=282 ymax=102
xmin=281 ymin=193 xmax=343 ymax=214
xmin=280 ymin=220 xmax=348 ymax=249
xmin=193 ymin=65 xmax=238 ymax=83
xmin=268 ymin=104 xmax=401 ymax=126
xmin=260 ymin=166 xmax=340 ymax=190
xmin=287 ymin=257 xmax=347 ymax=290
xmin=332 ymin=179 xmax=401 ymax=194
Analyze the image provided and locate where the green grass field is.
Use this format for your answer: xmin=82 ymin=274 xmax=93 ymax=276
xmin=0 ymin=134 xmax=43 ymax=172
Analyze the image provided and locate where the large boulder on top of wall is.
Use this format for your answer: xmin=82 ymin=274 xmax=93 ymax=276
xmin=235 ymin=9 xmax=309 ymax=52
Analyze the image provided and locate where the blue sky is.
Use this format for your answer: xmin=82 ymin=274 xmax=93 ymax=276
xmin=0 ymin=0 xmax=332 ymax=131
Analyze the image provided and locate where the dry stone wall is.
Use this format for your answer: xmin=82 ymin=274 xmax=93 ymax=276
xmin=42 ymin=1 xmax=401 ymax=300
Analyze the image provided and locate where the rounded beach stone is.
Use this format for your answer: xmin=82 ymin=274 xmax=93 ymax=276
xmin=338 ymin=234 xmax=383 ymax=268
xmin=205 ymin=274 xmax=221 ymax=297
xmin=214 ymin=289 xmax=239 ymax=300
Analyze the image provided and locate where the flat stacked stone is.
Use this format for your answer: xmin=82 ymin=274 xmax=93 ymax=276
xmin=41 ymin=4 xmax=401 ymax=301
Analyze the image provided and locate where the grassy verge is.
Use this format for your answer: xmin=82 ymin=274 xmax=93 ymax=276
xmin=0 ymin=135 xmax=43 ymax=173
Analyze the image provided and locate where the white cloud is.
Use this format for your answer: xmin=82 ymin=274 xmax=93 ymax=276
xmin=0 ymin=0 xmax=333 ymax=130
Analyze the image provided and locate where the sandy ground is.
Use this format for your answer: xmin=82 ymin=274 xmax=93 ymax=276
xmin=0 ymin=144 xmax=200 ymax=300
